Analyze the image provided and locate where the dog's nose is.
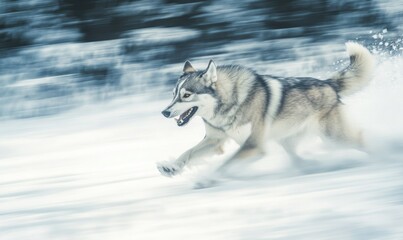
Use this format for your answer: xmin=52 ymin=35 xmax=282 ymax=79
xmin=161 ymin=110 xmax=171 ymax=118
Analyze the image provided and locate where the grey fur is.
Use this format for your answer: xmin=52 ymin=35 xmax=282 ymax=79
xmin=158 ymin=43 xmax=374 ymax=187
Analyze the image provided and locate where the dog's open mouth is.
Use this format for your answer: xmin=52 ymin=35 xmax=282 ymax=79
xmin=175 ymin=107 xmax=198 ymax=126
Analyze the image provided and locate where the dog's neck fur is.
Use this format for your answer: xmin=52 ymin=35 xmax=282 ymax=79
xmin=205 ymin=65 xmax=257 ymax=129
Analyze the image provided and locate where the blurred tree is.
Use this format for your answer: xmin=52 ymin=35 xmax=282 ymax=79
xmin=58 ymin=0 xmax=136 ymax=41
xmin=0 ymin=1 xmax=31 ymax=50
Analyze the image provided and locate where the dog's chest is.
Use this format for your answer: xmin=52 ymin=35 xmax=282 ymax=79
xmin=225 ymin=123 xmax=251 ymax=145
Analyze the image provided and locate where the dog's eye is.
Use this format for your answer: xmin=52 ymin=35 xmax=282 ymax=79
xmin=183 ymin=93 xmax=191 ymax=98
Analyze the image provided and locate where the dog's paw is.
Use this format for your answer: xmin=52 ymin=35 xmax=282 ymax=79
xmin=157 ymin=161 xmax=183 ymax=177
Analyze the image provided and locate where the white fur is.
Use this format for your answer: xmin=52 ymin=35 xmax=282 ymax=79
xmin=172 ymin=78 xmax=187 ymax=103
xmin=267 ymin=79 xmax=282 ymax=121
xmin=334 ymin=42 xmax=375 ymax=96
xmin=226 ymin=123 xmax=252 ymax=145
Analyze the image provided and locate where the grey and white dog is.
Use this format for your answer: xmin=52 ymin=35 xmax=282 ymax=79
xmin=158 ymin=42 xmax=374 ymax=184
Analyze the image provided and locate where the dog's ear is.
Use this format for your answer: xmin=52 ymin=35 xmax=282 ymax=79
xmin=183 ymin=60 xmax=197 ymax=73
xmin=204 ymin=60 xmax=217 ymax=83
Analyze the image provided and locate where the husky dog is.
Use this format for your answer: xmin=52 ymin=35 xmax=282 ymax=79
xmin=158 ymin=42 xmax=374 ymax=184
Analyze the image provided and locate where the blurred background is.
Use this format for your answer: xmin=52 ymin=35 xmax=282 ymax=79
xmin=0 ymin=0 xmax=402 ymax=118
xmin=1 ymin=1 xmax=403 ymax=240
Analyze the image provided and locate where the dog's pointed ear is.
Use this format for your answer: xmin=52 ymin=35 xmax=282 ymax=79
xmin=204 ymin=60 xmax=217 ymax=83
xmin=183 ymin=60 xmax=197 ymax=73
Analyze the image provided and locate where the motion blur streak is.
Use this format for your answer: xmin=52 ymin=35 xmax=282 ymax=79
xmin=0 ymin=0 xmax=403 ymax=239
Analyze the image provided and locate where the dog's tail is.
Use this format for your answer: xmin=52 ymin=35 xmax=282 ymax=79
xmin=329 ymin=42 xmax=375 ymax=97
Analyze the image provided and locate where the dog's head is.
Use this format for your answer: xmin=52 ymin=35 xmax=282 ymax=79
xmin=161 ymin=60 xmax=218 ymax=126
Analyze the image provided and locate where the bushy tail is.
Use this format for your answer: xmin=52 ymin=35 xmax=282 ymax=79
xmin=330 ymin=42 xmax=375 ymax=97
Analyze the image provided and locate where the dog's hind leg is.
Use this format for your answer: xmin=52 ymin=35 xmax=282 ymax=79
xmin=319 ymin=106 xmax=365 ymax=151
xmin=280 ymin=132 xmax=306 ymax=168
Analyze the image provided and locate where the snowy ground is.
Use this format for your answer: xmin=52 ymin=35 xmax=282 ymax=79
xmin=1 ymin=56 xmax=403 ymax=240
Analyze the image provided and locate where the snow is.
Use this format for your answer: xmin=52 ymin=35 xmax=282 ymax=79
xmin=1 ymin=54 xmax=403 ymax=240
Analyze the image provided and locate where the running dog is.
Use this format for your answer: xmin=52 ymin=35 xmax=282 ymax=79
xmin=158 ymin=42 xmax=374 ymax=185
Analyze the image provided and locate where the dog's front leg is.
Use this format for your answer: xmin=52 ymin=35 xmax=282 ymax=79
xmin=194 ymin=122 xmax=266 ymax=188
xmin=218 ymin=121 xmax=266 ymax=175
xmin=157 ymin=136 xmax=225 ymax=177
xmin=194 ymin=138 xmax=264 ymax=188
xmin=218 ymin=139 xmax=265 ymax=175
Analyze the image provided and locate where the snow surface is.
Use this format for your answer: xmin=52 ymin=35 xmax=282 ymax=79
xmin=1 ymin=55 xmax=403 ymax=240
